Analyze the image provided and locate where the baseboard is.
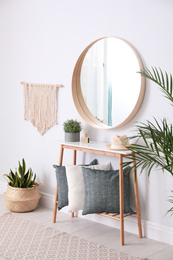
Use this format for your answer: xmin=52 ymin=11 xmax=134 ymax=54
xmin=39 ymin=191 xmax=55 ymax=210
xmin=144 ymin=219 xmax=173 ymax=246
xmin=1 ymin=180 xmax=173 ymax=245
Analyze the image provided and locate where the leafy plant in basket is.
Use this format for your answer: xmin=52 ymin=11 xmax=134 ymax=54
xmin=123 ymin=67 xmax=173 ymax=215
xmin=4 ymin=158 xmax=36 ymax=188
xmin=3 ymin=159 xmax=41 ymax=212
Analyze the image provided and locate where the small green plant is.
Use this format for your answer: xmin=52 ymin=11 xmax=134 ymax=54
xmin=4 ymin=159 xmax=36 ymax=188
xmin=63 ymin=119 xmax=82 ymax=133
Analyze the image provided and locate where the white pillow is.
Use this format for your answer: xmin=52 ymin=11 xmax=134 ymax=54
xmin=65 ymin=163 xmax=111 ymax=213
xmin=84 ymin=162 xmax=111 ymax=170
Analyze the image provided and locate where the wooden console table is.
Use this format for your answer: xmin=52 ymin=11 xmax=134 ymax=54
xmin=53 ymin=140 xmax=142 ymax=246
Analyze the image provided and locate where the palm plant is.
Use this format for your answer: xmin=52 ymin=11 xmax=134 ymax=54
xmin=124 ymin=67 xmax=173 ymax=214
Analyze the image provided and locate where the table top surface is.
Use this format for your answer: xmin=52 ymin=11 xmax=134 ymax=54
xmin=52 ymin=140 xmax=132 ymax=155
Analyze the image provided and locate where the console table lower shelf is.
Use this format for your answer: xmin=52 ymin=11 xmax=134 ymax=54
xmin=52 ymin=141 xmax=142 ymax=246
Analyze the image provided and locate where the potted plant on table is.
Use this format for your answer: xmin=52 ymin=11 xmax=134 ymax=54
xmin=124 ymin=67 xmax=173 ymax=215
xmin=3 ymin=158 xmax=41 ymax=212
xmin=63 ymin=119 xmax=82 ymax=142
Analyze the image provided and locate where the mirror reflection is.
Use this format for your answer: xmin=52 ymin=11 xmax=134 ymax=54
xmin=80 ymin=37 xmax=142 ymax=127
xmin=72 ymin=37 xmax=145 ymax=129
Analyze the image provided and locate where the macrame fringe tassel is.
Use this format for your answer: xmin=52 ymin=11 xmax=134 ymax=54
xmin=23 ymin=83 xmax=59 ymax=135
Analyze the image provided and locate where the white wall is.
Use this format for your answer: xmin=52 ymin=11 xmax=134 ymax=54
xmin=0 ymin=0 xmax=173 ymax=244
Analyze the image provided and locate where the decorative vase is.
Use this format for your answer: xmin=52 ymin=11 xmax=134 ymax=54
xmin=3 ymin=183 xmax=41 ymax=212
xmin=65 ymin=132 xmax=80 ymax=142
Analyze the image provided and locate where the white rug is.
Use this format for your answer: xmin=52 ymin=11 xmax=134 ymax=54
xmin=0 ymin=213 xmax=148 ymax=260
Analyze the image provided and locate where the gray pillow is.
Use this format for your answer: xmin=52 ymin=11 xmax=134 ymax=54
xmin=53 ymin=159 xmax=98 ymax=210
xmin=82 ymin=166 xmax=133 ymax=215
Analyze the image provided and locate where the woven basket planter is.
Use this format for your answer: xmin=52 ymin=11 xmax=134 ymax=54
xmin=3 ymin=183 xmax=41 ymax=212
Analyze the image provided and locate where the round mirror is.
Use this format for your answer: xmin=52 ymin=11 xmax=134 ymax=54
xmin=72 ymin=37 xmax=145 ymax=129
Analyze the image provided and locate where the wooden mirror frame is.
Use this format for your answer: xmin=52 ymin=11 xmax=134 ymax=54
xmin=72 ymin=37 xmax=145 ymax=129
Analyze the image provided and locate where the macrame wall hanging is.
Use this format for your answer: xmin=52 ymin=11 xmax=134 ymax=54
xmin=21 ymin=82 xmax=63 ymax=135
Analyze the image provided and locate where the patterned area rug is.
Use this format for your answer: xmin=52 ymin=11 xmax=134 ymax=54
xmin=0 ymin=213 xmax=148 ymax=260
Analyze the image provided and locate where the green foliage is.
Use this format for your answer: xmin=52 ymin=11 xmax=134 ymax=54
xmin=124 ymin=67 xmax=173 ymax=174
xmin=124 ymin=118 xmax=173 ymax=176
xmin=63 ymin=119 xmax=82 ymax=133
xmin=4 ymin=159 xmax=36 ymax=188
xmin=139 ymin=67 xmax=173 ymax=105
xmin=123 ymin=67 xmax=173 ymax=215
xmin=167 ymin=190 xmax=173 ymax=216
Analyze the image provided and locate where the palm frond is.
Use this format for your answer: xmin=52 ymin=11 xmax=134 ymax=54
xmin=138 ymin=67 xmax=173 ymax=105
xmin=167 ymin=190 xmax=173 ymax=216
xmin=123 ymin=118 xmax=173 ymax=176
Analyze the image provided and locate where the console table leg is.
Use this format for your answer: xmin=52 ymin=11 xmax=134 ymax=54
xmin=59 ymin=144 xmax=64 ymax=166
xmin=53 ymin=145 xmax=64 ymax=223
xmin=53 ymin=184 xmax=58 ymax=223
xmin=119 ymin=154 xmax=124 ymax=246
xmin=71 ymin=149 xmax=77 ymax=218
xmin=132 ymin=153 xmax=142 ymax=238
xmin=73 ymin=150 xmax=76 ymax=165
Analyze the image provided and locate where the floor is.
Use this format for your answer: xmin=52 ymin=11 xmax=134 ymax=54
xmin=0 ymin=196 xmax=173 ymax=260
